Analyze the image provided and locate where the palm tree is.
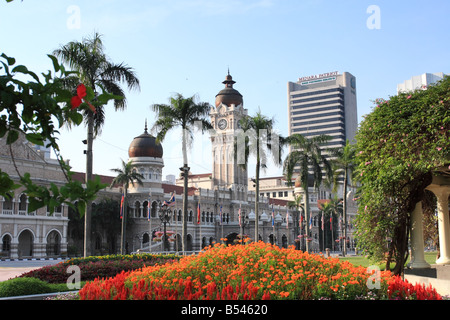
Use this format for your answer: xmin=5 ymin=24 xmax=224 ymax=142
xmin=237 ymin=110 xmax=285 ymax=242
xmin=288 ymin=194 xmax=304 ymax=249
xmin=329 ymin=140 xmax=356 ymax=256
xmin=54 ymin=32 xmax=140 ymax=257
xmin=283 ymin=134 xmax=333 ymax=252
xmin=319 ymin=197 xmax=343 ymax=252
xmin=110 ymin=159 xmax=144 ymax=254
xmin=151 ymin=93 xmax=212 ymax=253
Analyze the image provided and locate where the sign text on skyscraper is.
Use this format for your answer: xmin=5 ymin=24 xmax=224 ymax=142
xmin=298 ymin=71 xmax=339 ymax=82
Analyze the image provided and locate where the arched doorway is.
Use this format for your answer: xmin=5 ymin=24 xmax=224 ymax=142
xmin=143 ymin=233 xmax=150 ymax=245
xmin=2 ymin=234 xmax=11 ymax=258
xmin=46 ymin=230 xmax=61 ymax=257
xmin=18 ymin=230 xmax=33 ymax=258
xmin=174 ymin=234 xmax=182 ymax=251
xmin=225 ymin=232 xmax=239 ymax=246
xmin=186 ymin=234 xmax=193 ymax=251
xmin=269 ymin=234 xmax=276 ymax=245
xmin=282 ymin=234 xmax=288 ymax=248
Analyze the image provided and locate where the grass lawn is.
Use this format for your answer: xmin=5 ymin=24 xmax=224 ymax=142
xmin=340 ymin=251 xmax=439 ymax=270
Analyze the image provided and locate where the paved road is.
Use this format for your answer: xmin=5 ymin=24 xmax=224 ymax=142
xmin=0 ymin=259 xmax=62 ymax=282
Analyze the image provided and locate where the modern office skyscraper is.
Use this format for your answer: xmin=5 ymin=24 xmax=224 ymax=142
xmin=287 ymin=71 xmax=358 ymax=153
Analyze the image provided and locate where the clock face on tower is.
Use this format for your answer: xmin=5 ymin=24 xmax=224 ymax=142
xmin=218 ymin=119 xmax=228 ymax=130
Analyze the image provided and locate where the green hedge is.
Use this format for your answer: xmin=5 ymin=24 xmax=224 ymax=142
xmin=0 ymin=277 xmax=72 ymax=298
xmin=19 ymin=253 xmax=181 ymax=284
xmin=1 ymin=253 xmax=181 ymax=297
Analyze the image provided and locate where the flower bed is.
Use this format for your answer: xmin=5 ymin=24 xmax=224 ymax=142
xmin=79 ymin=242 xmax=442 ymax=300
xmin=19 ymin=253 xmax=181 ymax=284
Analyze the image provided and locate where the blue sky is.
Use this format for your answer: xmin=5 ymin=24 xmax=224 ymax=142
xmin=1 ymin=0 xmax=449 ymax=179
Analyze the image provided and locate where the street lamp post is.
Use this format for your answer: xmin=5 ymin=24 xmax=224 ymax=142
xmin=159 ymin=204 xmax=172 ymax=252
xmin=240 ymin=211 xmax=249 ymax=244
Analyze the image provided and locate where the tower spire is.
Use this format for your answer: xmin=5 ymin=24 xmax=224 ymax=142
xmin=144 ymin=119 xmax=148 ymax=133
xmin=223 ymin=69 xmax=236 ymax=88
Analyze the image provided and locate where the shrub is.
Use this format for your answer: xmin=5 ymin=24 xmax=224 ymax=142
xmin=19 ymin=254 xmax=180 ymax=284
xmin=0 ymin=278 xmax=54 ymax=297
xmin=79 ymin=242 xmax=442 ymax=300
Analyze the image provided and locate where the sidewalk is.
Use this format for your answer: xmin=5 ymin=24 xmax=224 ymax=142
xmin=0 ymin=267 xmax=41 ymax=282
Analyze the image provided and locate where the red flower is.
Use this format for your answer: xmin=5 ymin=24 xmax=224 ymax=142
xmin=70 ymin=96 xmax=82 ymax=109
xmin=77 ymin=83 xmax=87 ymax=99
xmin=70 ymin=83 xmax=96 ymax=113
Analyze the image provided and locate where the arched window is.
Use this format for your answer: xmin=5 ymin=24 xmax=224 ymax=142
xmin=151 ymin=201 xmax=158 ymax=218
xmin=139 ymin=168 xmax=146 ymax=180
xmin=18 ymin=194 xmax=27 ymax=215
xmin=143 ymin=201 xmax=149 ymax=219
xmin=134 ymin=201 xmax=141 ymax=218
xmin=2 ymin=196 xmax=14 ymax=215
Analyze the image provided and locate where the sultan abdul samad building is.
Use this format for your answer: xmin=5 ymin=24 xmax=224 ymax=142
xmin=0 ymin=73 xmax=296 ymax=258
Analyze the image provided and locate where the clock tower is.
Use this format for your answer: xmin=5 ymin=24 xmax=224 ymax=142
xmin=210 ymin=72 xmax=248 ymax=201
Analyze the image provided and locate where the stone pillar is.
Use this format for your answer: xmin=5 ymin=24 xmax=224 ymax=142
xmin=408 ymin=201 xmax=431 ymax=268
xmin=427 ymin=184 xmax=450 ymax=265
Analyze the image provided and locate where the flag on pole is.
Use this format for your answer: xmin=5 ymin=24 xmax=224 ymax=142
xmin=119 ymin=192 xmax=124 ymax=219
xmin=286 ymin=212 xmax=289 ymax=229
xmin=271 ymin=206 xmax=275 ymax=227
xmin=309 ymin=216 xmax=312 ymax=230
xmin=300 ymin=213 xmax=303 ymax=226
xmin=321 ymin=212 xmax=324 ymax=231
xmin=238 ymin=203 xmax=242 ymax=227
xmin=147 ymin=197 xmax=151 ymax=221
xmin=197 ymin=202 xmax=201 ymax=224
xmin=163 ymin=192 xmax=176 ymax=207
xmin=330 ymin=215 xmax=333 ymax=231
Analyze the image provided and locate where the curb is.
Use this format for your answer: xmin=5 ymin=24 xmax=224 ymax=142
xmin=0 ymin=291 xmax=79 ymax=301
xmin=0 ymin=257 xmax=67 ymax=262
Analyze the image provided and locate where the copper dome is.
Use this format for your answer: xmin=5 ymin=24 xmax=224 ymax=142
xmin=215 ymin=73 xmax=243 ymax=108
xmin=128 ymin=125 xmax=163 ymax=158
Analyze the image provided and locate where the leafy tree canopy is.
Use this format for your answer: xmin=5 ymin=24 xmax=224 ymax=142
xmin=0 ymin=52 xmax=113 ymax=215
xmin=354 ymin=76 xmax=449 ymax=273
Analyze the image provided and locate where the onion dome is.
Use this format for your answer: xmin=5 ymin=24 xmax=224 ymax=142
xmin=215 ymin=71 xmax=243 ymax=108
xmin=128 ymin=122 xmax=163 ymax=158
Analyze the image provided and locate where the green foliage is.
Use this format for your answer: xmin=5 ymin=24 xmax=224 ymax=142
xmin=18 ymin=253 xmax=181 ymax=284
xmin=354 ymin=76 xmax=450 ymax=271
xmin=0 ymin=277 xmax=59 ymax=297
xmin=0 ymin=52 xmax=111 ymax=215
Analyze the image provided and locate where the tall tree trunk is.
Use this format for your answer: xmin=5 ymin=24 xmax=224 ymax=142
xmin=304 ymin=186 xmax=310 ymax=252
xmin=342 ymin=167 xmax=348 ymax=257
xmin=255 ymin=159 xmax=260 ymax=242
xmin=120 ymin=186 xmax=128 ymax=254
xmin=181 ymin=128 xmax=188 ymax=253
xmin=84 ymin=114 xmax=94 ymax=257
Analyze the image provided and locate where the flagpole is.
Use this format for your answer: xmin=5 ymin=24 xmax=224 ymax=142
xmin=197 ymin=198 xmax=201 ymax=251
xmin=220 ymin=203 xmax=223 ymax=245
xmin=321 ymin=211 xmax=324 ymax=253
xmin=271 ymin=204 xmax=275 ymax=245
xmin=148 ymin=196 xmax=152 ymax=253
xmin=239 ymin=202 xmax=242 ymax=244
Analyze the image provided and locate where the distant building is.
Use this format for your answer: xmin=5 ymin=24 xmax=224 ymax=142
xmin=397 ymin=72 xmax=446 ymax=93
xmin=0 ymin=134 xmax=69 ymax=259
xmin=287 ymin=71 xmax=358 ymax=151
xmin=0 ymin=73 xmax=299 ymax=259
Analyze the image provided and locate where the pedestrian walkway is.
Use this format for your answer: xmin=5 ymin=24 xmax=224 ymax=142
xmin=0 ymin=259 xmax=63 ymax=282
xmin=0 ymin=267 xmax=40 ymax=282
